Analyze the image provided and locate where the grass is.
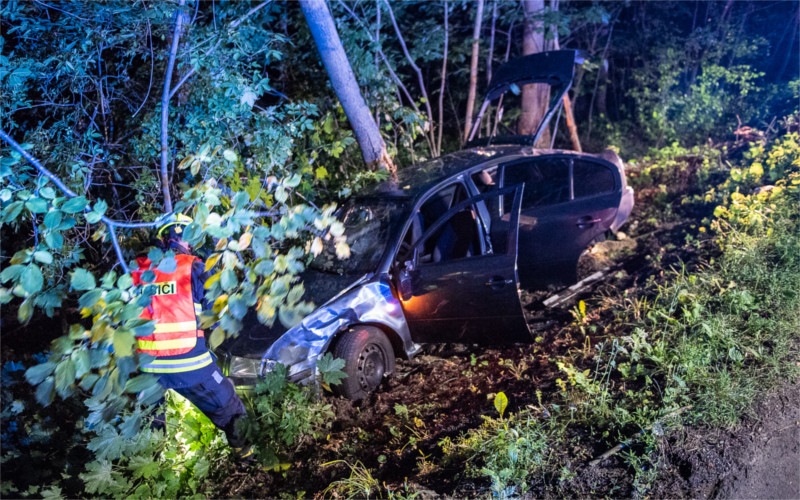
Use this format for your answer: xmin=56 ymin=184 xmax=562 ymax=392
xmin=431 ymin=136 xmax=800 ymax=496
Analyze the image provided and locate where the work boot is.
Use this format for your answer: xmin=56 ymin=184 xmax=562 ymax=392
xmin=233 ymin=444 xmax=256 ymax=464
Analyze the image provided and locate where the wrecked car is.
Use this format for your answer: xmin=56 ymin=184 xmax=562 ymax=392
xmin=216 ymin=50 xmax=634 ymax=400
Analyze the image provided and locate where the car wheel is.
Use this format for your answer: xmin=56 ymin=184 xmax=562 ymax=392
xmin=332 ymin=326 xmax=395 ymax=401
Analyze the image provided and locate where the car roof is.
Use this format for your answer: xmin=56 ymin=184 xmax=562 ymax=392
xmin=359 ymin=145 xmax=617 ymax=200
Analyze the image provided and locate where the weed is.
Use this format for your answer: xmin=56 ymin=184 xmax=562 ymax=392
xmin=322 ymin=460 xmax=380 ymax=499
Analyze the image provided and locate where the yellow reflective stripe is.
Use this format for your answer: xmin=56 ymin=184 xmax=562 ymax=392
xmin=153 ymin=321 xmax=197 ymax=334
xmin=141 ymin=356 xmax=213 ymax=374
xmin=194 ymin=303 xmax=203 ymax=313
xmin=141 ymin=352 xmax=213 ymax=373
xmin=144 ymin=352 xmax=210 ymax=366
xmin=136 ymin=337 xmax=197 ymax=351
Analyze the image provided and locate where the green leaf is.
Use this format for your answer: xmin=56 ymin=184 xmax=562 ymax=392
xmin=36 ymin=376 xmax=55 ymax=406
xmin=25 ymin=197 xmax=48 ymax=213
xmin=124 ymin=374 xmax=159 ymax=394
xmin=285 ymin=173 xmax=301 ymax=188
xmin=70 ymin=268 xmax=96 ymax=290
xmin=113 ymin=329 xmax=134 ymax=357
xmin=33 ymin=250 xmax=53 ymax=264
xmin=45 ymin=231 xmax=63 ymax=250
xmin=100 ymin=271 xmax=117 ymax=290
xmin=25 ymin=361 xmax=56 ymax=385
xmin=72 ymin=349 xmax=90 ymax=378
xmin=43 ymin=209 xmax=62 ymax=228
xmin=227 ymin=293 xmax=248 ymax=319
xmin=80 ymin=460 xmax=125 ymax=495
xmin=78 ymin=288 xmax=103 ymax=308
xmin=223 ymin=149 xmax=238 ymax=162
xmin=316 ymin=353 xmax=347 ymax=386
xmin=54 ymin=359 xmax=76 ymax=398
xmin=155 ymin=256 xmax=177 ymax=273
xmin=129 ymin=455 xmax=160 ymax=480
xmin=79 ymin=373 xmax=99 ymax=391
xmin=39 ymin=187 xmax=56 ymax=200
xmin=208 ymin=327 xmax=225 ymax=350
xmin=40 ymin=485 xmax=62 ymax=500
xmin=1 ymin=264 xmax=25 ymax=283
xmin=61 ymin=196 xmax=88 ymax=214
xmin=2 ymin=201 xmax=24 ymax=222
xmin=220 ymin=269 xmax=237 ymax=292
xmin=18 ymin=299 xmax=33 ymax=323
xmin=117 ymin=274 xmax=133 ymax=290
xmin=21 ymin=265 xmax=44 ymax=294
xmin=494 ymin=391 xmax=508 ymax=418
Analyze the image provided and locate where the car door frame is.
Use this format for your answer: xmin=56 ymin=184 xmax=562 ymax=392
xmin=395 ymin=185 xmax=532 ymax=345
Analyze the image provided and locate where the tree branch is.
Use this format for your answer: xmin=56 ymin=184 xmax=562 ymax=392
xmin=437 ymin=1 xmax=449 ymax=156
xmin=381 ymin=0 xmax=436 ymax=154
xmin=132 ymin=19 xmax=154 ymax=118
xmin=160 ymin=0 xmax=187 ymax=213
xmin=0 ymin=130 xmax=162 ymax=274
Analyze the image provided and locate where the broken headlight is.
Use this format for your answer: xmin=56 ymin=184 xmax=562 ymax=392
xmin=228 ymin=356 xmax=262 ymax=378
xmin=228 ymin=356 xmax=278 ymax=378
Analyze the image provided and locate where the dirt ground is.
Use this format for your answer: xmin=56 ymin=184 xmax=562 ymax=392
xmin=654 ymin=382 xmax=800 ymax=500
xmin=213 ymin=207 xmax=799 ymax=498
xmin=3 ymin=171 xmax=798 ymax=499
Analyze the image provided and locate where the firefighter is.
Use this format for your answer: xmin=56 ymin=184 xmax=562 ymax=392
xmin=131 ymin=214 xmax=253 ymax=460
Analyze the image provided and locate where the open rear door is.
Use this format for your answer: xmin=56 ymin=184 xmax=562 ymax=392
xmin=399 ymin=186 xmax=531 ymax=345
xmin=467 ymin=49 xmax=580 ymax=147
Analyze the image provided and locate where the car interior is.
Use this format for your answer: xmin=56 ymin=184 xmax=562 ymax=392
xmin=397 ymin=182 xmax=484 ymax=266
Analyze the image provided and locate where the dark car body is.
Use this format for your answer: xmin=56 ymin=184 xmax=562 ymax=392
xmin=216 ymin=51 xmax=634 ymax=397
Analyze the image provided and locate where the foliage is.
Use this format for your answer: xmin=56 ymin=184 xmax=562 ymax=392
xmin=2 ymin=0 xmax=799 ymax=497
xmin=322 ymin=460 xmax=382 ymax=499
xmin=237 ymin=358 xmax=345 ymax=469
xmin=553 ymin=134 xmax=800 ymax=493
xmin=440 ymin=409 xmax=556 ymax=498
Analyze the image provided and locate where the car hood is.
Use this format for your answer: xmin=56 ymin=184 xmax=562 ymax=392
xmin=219 ymin=270 xmax=363 ymax=358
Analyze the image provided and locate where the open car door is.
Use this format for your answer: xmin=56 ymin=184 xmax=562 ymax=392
xmin=466 ymin=49 xmax=580 ymax=147
xmin=398 ymin=185 xmax=531 ymax=344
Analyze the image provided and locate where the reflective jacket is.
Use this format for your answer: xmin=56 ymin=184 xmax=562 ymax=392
xmin=132 ymin=253 xmax=214 ymax=377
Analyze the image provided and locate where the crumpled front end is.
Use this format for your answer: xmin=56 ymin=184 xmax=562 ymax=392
xmin=223 ymin=277 xmax=414 ymax=390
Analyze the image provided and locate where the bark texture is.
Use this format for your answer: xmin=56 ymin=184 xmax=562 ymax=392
xmin=463 ymin=0 xmax=485 ymax=142
xmin=518 ymin=0 xmax=550 ymax=147
xmin=300 ymin=0 xmax=394 ymax=172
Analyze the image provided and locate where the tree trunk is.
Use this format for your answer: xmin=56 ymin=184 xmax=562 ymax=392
xmin=299 ymin=0 xmax=394 ymax=172
xmin=548 ymin=0 xmax=580 ymax=152
xmin=437 ymin=1 xmax=449 ymax=156
xmin=518 ymin=0 xmax=550 ymax=147
xmin=463 ymin=0 xmax=485 ymax=142
xmin=562 ymin=94 xmax=581 ymax=152
xmin=160 ymin=0 xmax=186 ymax=213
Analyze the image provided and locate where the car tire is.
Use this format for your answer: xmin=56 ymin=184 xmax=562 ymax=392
xmin=331 ymin=326 xmax=395 ymax=401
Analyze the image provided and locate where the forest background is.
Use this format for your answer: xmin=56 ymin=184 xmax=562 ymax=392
xmin=1 ymin=0 xmax=799 ymax=498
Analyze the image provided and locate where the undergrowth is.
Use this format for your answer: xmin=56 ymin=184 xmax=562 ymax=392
xmin=437 ymin=134 xmax=800 ymax=496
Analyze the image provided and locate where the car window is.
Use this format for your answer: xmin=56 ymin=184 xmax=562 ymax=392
xmin=418 ymin=204 xmax=482 ymax=265
xmin=397 ymin=182 xmax=482 ymax=266
xmin=573 ymin=159 xmax=615 ymax=198
xmin=503 ymin=158 xmax=570 ymax=209
xmin=419 ymin=182 xmax=468 ymax=229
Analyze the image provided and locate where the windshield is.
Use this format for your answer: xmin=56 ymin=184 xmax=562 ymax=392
xmin=310 ymin=198 xmax=406 ymax=275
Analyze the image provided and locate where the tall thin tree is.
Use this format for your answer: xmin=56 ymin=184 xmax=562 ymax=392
xmin=463 ymin=0 xmax=485 ymax=142
xmin=299 ymin=0 xmax=395 ymax=171
xmin=518 ymin=0 xmax=550 ymax=147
